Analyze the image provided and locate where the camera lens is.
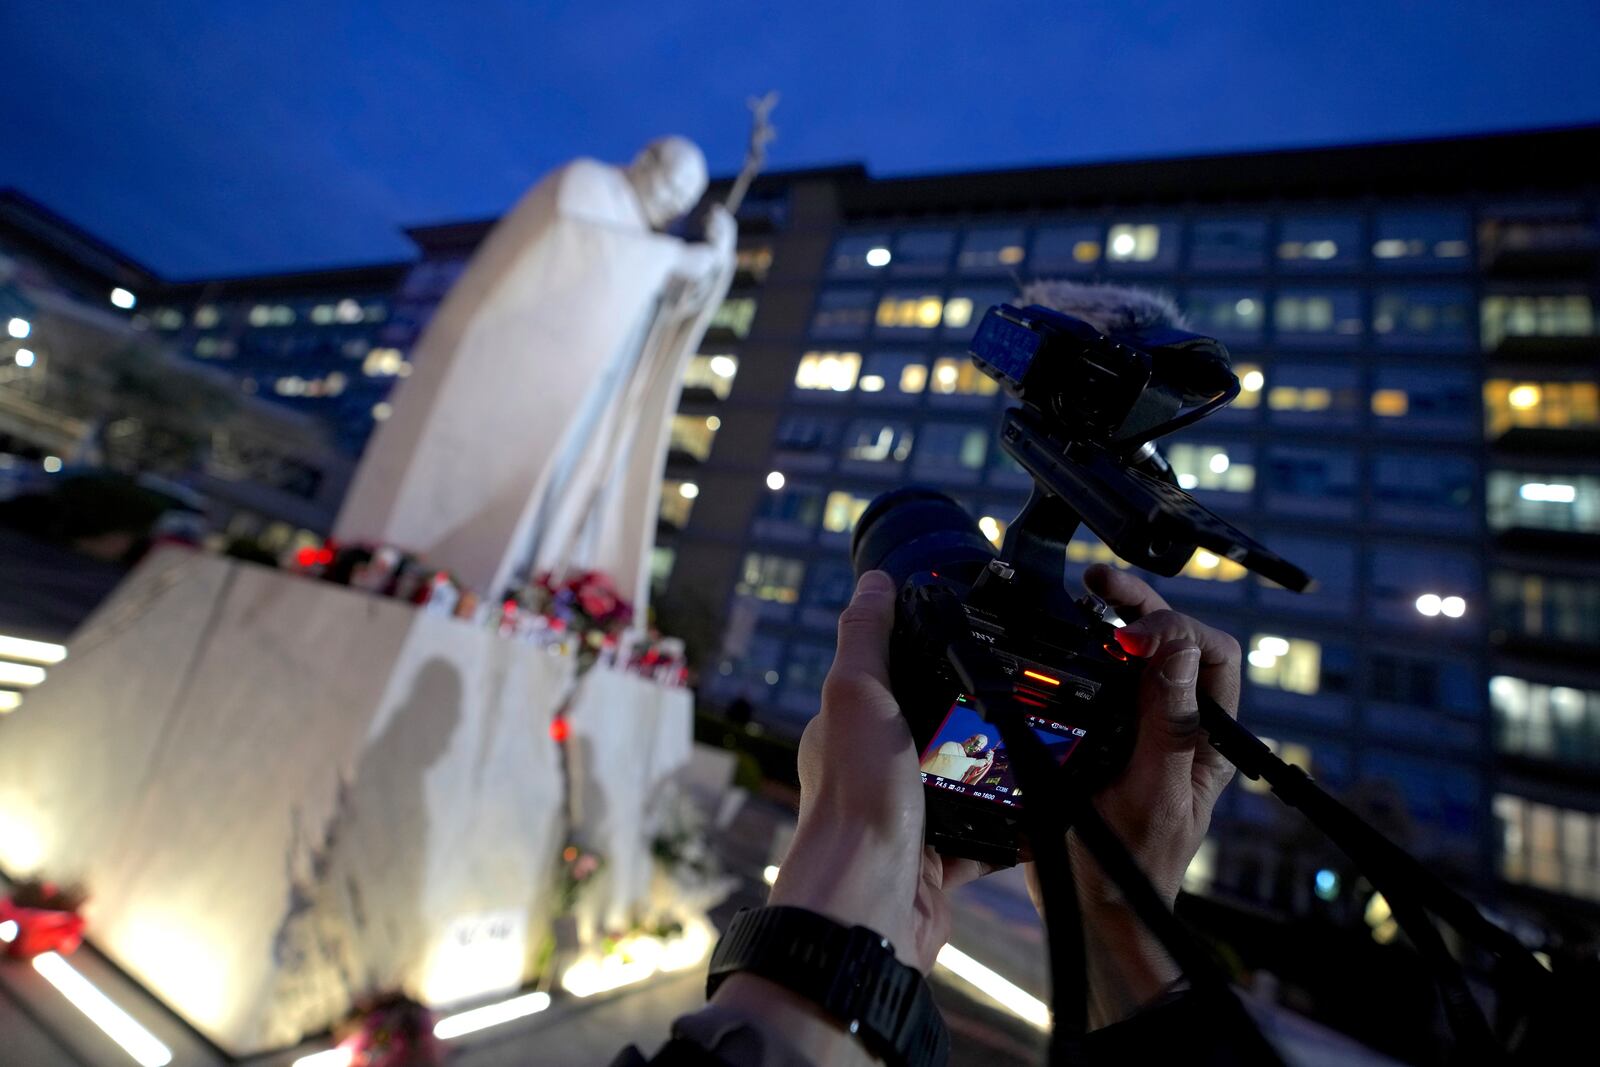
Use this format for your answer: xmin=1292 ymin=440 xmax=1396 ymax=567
xmin=852 ymin=487 xmax=996 ymax=589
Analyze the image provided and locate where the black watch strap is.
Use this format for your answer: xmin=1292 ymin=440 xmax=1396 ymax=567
xmin=706 ymin=906 xmax=949 ymax=1067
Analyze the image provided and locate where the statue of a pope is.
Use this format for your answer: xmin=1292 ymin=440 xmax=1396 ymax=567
xmin=334 ymin=136 xmax=737 ymax=615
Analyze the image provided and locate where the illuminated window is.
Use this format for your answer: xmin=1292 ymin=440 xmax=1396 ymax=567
xmin=890 ymin=230 xmax=955 ymax=275
xmin=829 ymin=234 xmax=894 ymax=275
xmin=812 ymin=289 xmax=876 ymax=340
xmin=1373 ymin=286 xmax=1472 ymax=348
xmin=942 ymin=287 xmax=1011 ymax=340
xmin=1189 ymin=218 xmax=1266 ymax=271
xmin=1481 ymin=294 xmax=1594 ymax=351
xmin=1165 ymin=442 xmax=1254 ymax=493
xmin=822 ymin=491 xmax=872 ymax=533
xmin=362 ymin=348 xmax=409 ymax=377
xmin=1277 ymin=215 xmax=1362 ymax=270
xmin=151 ymin=308 xmax=183 ymax=330
xmin=876 ymin=292 xmax=947 ymax=332
xmin=685 ymin=354 xmax=738 ymax=399
xmin=1240 ymin=736 xmax=1313 ymax=793
xmin=710 ymin=298 xmax=757 ymax=338
xmin=1268 ymin=388 xmax=1335 ymax=413
xmin=1185 ymin=289 xmax=1264 ymax=342
xmin=1232 ymin=363 xmax=1263 ymax=409
xmin=1491 ymin=571 xmax=1600 ymax=645
xmin=1484 ymin=379 xmax=1600 ymax=437
xmin=1373 ymin=209 xmax=1471 ymax=269
xmin=1492 ymin=677 xmax=1600 ymax=768
xmin=736 ymin=246 xmax=774 ymax=281
xmin=1107 ymin=223 xmax=1161 ymax=263
xmin=1247 ymin=635 xmax=1322 ymax=695
xmin=1488 ymin=471 xmax=1600 ymax=533
xmin=977 ymin=514 xmax=1008 ymax=547
xmin=193 ymin=304 xmax=220 ymax=328
xmin=958 ymin=227 xmax=1027 ymax=273
xmin=1371 ymin=390 xmax=1408 ymax=417
xmin=737 ymin=553 xmax=804 ymax=604
xmin=1275 ymin=289 xmax=1362 ymax=342
xmin=843 ymin=421 xmax=914 ymax=463
xmin=794 ymin=351 xmax=861 ymax=391
xmin=859 ymin=352 xmax=925 ymax=396
xmin=1032 ymin=224 xmax=1103 ymax=273
xmin=249 ymin=304 xmax=295 ymax=327
xmin=669 ymin=414 xmax=717 ymax=462
xmin=1266 ymin=366 xmax=1359 ymax=419
xmin=929 ymin=357 xmax=999 ymax=397
xmin=1495 ymin=794 xmax=1600 ymax=900
xmin=659 ymin=480 xmax=697 ymax=528
xmin=1179 ymin=548 xmax=1247 ymax=582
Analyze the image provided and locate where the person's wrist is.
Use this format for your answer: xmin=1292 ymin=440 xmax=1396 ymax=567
xmin=1078 ymin=898 xmax=1182 ymax=1029
xmin=767 ymin=820 xmax=920 ymax=968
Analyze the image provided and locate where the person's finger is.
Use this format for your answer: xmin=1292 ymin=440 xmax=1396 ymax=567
xmin=1085 ymin=564 xmax=1171 ymax=624
xmin=819 ymin=570 xmax=899 ymax=718
xmin=1113 ymin=609 xmax=1242 ymax=804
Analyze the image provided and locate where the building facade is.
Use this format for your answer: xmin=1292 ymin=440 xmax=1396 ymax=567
xmin=634 ymin=126 xmax=1597 ymax=946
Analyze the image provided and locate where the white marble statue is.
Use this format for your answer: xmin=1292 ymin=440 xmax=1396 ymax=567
xmin=335 ymin=136 xmax=737 ymax=615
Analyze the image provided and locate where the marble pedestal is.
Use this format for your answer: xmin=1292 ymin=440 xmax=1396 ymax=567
xmin=0 ymin=548 xmax=690 ymax=1055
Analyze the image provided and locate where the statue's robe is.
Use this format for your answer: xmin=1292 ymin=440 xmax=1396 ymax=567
xmin=336 ymin=159 xmax=732 ymax=612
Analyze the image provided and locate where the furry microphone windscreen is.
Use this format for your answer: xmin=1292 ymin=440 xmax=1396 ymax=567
xmin=1019 ymin=280 xmax=1188 ymax=338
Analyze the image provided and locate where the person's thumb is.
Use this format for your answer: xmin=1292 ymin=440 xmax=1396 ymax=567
xmin=1122 ymin=644 xmax=1203 ymax=797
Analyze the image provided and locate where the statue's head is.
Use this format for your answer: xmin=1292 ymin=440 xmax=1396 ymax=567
xmin=627 ymin=136 xmax=709 ymax=229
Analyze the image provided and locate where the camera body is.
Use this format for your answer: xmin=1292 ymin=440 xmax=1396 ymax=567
xmin=854 ymin=302 xmax=1308 ymax=867
xmin=882 ymin=532 xmax=1142 ymax=868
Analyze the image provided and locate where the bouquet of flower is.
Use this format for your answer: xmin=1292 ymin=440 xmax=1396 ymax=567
xmin=332 ymin=992 xmax=444 ymax=1067
xmin=0 ymin=880 xmax=88 ymax=960
xmin=515 ymin=570 xmax=635 ymax=670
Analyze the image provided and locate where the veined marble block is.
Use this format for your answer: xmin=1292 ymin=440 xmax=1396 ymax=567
xmin=0 ymin=548 xmax=697 ymax=1054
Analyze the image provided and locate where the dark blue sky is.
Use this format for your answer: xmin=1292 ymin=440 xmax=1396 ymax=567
xmin=5 ymin=1 xmax=1598 ymax=279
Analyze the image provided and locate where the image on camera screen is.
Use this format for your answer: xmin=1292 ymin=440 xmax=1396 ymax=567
xmin=918 ymin=696 xmax=1086 ymax=808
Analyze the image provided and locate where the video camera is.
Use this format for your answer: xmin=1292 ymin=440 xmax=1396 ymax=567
xmin=852 ymin=301 xmax=1309 ymax=866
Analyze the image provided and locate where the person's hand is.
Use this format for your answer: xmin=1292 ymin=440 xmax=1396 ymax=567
xmin=767 ymin=569 xmax=988 ymax=972
xmin=712 ymin=571 xmax=986 ymax=1065
xmin=1027 ymin=563 xmax=1242 ymax=1026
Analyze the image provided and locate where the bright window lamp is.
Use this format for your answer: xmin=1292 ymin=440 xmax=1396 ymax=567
xmin=1107 ymin=223 xmax=1160 ymax=262
xmin=794 ymin=351 xmax=861 ymax=391
xmin=1164 ymin=443 xmax=1254 ymax=492
xmin=1484 ymin=379 xmax=1600 ymax=437
xmin=684 ymin=354 xmax=738 ymax=398
xmin=1247 ymin=634 xmax=1322 ymax=694
xmin=876 ymin=294 xmax=947 ymax=330
xmin=929 ymin=356 xmax=998 ymax=396
xmin=822 ymin=491 xmax=872 ymax=533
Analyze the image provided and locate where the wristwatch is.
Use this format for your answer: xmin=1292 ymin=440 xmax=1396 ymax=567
xmin=706 ymin=906 xmax=949 ymax=1067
